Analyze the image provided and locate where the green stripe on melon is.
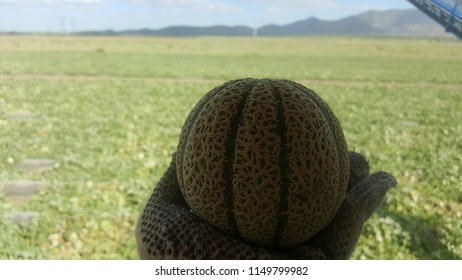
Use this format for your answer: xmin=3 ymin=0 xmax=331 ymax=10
xmin=177 ymin=78 xmax=349 ymax=247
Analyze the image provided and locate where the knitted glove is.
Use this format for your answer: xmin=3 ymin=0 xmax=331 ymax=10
xmin=136 ymin=151 xmax=397 ymax=259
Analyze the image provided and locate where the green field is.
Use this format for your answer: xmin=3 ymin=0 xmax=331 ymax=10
xmin=0 ymin=35 xmax=461 ymax=259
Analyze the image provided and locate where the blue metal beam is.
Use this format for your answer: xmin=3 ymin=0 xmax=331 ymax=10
xmin=407 ymin=0 xmax=462 ymax=39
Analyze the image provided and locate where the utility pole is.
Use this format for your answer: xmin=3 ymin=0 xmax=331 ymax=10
xmin=59 ymin=17 xmax=67 ymax=34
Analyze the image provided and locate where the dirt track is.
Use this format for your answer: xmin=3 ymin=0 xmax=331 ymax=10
xmin=1 ymin=74 xmax=461 ymax=90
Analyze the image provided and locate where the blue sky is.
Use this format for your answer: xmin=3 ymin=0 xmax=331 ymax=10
xmin=0 ymin=0 xmax=415 ymax=32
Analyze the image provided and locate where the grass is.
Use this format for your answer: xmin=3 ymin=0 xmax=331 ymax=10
xmin=0 ymin=35 xmax=461 ymax=259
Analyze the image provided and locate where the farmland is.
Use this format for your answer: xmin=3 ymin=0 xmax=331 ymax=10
xmin=0 ymin=35 xmax=461 ymax=259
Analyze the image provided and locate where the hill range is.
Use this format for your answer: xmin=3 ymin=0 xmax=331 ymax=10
xmin=79 ymin=9 xmax=454 ymax=38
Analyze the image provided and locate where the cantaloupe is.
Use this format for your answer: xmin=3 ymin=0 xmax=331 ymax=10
xmin=176 ymin=78 xmax=349 ymax=247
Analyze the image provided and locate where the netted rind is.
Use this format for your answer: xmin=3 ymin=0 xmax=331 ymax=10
xmin=176 ymin=78 xmax=349 ymax=247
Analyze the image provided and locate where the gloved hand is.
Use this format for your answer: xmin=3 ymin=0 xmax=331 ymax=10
xmin=136 ymin=151 xmax=397 ymax=259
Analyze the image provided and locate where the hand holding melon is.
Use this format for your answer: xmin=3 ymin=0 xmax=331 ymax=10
xmin=136 ymin=79 xmax=397 ymax=259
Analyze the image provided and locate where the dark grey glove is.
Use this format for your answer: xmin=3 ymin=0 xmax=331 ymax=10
xmin=136 ymin=151 xmax=397 ymax=259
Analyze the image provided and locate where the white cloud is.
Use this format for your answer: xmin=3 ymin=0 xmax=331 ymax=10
xmin=250 ymin=0 xmax=341 ymax=22
xmin=0 ymin=0 xmax=104 ymax=5
xmin=41 ymin=0 xmax=103 ymax=4
xmin=131 ymin=0 xmax=239 ymax=12
xmin=44 ymin=0 xmax=103 ymax=3
xmin=356 ymin=4 xmax=389 ymax=12
xmin=67 ymin=0 xmax=97 ymax=2
xmin=251 ymin=0 xmax=339 ymax=9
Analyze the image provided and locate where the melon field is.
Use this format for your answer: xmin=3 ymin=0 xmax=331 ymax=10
xmin=0 ymin=36 xmax=461 ymax=259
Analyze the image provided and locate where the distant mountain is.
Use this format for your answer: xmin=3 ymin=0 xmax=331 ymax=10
xmin=357 ymin=9 xmax=451 ymax=37
xmin=124 ymin=25 xmax=253 ymax=36
xmin=258 ymin=16 xmax=386 ymax=36
xmin=77 ymin=9 xmax=454 ymax=38
xmin=78 ymin=25 xmax=253 ymax=36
